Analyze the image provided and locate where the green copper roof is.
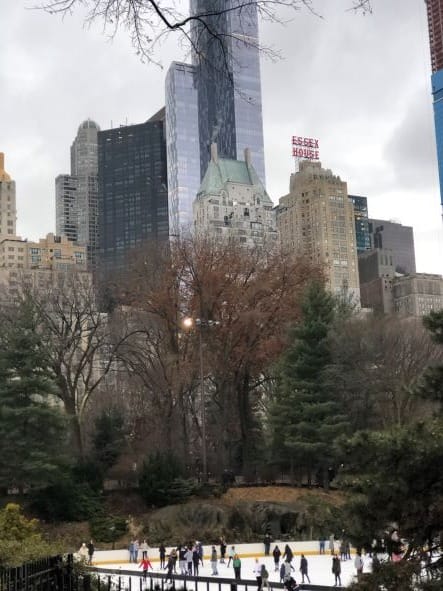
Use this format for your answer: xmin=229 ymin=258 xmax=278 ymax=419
xmin=197 ymin=156 xmax=272 ymax=204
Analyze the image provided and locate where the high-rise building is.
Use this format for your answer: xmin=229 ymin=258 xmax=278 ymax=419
xmin=165 ymin=62 xmax=200 ymax=236
xmin=0 ymin=153 xmax=17 ymax=238
xmin=190 ymin=0 xmax=266 ymax=184
xmin=393 ymin=273 xmax=443 ymax=316
xmin=165 ymin=1 xmax=266 ymax=233
xmin=277 ymin=161 xmax=360 ymax=301
xmin=349 ymin=195 xmax=370 ymax=253
xmin=97 ymin=109 xmax=169 ymax=277
xmin=358 ymin=248 xmax=395 ymax=313
xmin=369 ymin=218 xmax=416 ymax=275
xmin=55 ymin=120 xmax=100 ymax=266
xmin=193 ymin=144 xmax=276 ymax=247
xmin=55 ymin=174 xmax=78 ymax=243
xmin=425 ymin=0 xmax=443 ymax=216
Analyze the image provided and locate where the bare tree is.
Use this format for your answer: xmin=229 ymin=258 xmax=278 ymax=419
xmin=36 ymin=0 xmax=372 ymax=71
xmin=113 ymin=236 xmax=320 ymax=475
xmin=327 ymin=315 xmax=443 ymax=431
xmin=24 ymin=271 xmax=132 ymax=458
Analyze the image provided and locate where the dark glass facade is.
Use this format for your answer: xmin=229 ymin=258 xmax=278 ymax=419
xmin=369 ymin=218 xmax=416 ymax=275
xmin=98 ymin=112 xmax=169 ymax=276
xmin=349 ymin=194 xmax=370 ymax=253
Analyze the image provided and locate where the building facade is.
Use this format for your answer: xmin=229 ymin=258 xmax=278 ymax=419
xmin=358 ymin=248 xmax=395 ymax=313
xmin=277 ymin=161 xmax=360 ymax=301
xmin=55 ymin=120 xmax=100 ymax=266
xmin=349 ymin=194 xmax=370 ymax=253
xmin=165 ymin=1 xmax=266 ymax=233
xmin=369 ymin=218 xmax=416 ymax=275
xmin=97 ymin=111 xmax=169 ymax=277
xmin=0 ymin=153 xmax=17 ymax=238
xmin=193 ymin=144 xmax=276 ymax=247
xmin=425 ymin=0 xmax=443 ymax=215
xmin=165 ymin=62 xmax=200 ymax=236
xmin=393 ymin=273 xmax=443 ymax=316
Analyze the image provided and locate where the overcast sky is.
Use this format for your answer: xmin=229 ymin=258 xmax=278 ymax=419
xmin=1 ymin=0 xmax=442 ymax=273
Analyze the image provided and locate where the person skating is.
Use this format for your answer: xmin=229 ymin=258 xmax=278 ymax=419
xmin=159 ymin=543 xmax=166 ymax=569
xmin=192 ymin=545 xmax=200 ymax=576
xmin=282 ymin=544 xmax=293 ymax=564
xmin=332 ymin=554 xmax=342 ymax=587
xmin=261 ymin=564 xmax=270 ymax=590
xmin=354 ymin=551 xmax=364 ymax=580
xmin=178 ymin=545 xmax=187 ymax=575
xmin=211 ymin=546 xmax=218 ymax=575
xmin=78 ymin=542 xmax=88 ymax=561
xmin=170 ymin=548 xmax=177 ymax=573
xmin=227 ymin=545 xmax=236 ymax=567
xmin=273 ymin=545 xmax=281 ymax=572
xmin=233 ymin=554 xmax=241 ymax=580
xmin=220 ymin=537 xmax=227 ymax=563
xmin=185 ymin=547 xmax=193 ymax=575
xmin=165 ymin=555 xmax=175 ymax=584
xmin=253 ymin=558 xmax=262 ymax=591
xmin=299 ymin=554 xmax=310 ymax=584
xmin=87 ymin=540 xmax=94 ymax=565
xmin=263 ymin=533 xmax=271 ymax=556
xmin=140 ymin=539 xmax=149 ymax=559
xmin=196 ymin=541 xmax=204 ymax=566
xmin=139 ymin=557 xmax=153 ymax=578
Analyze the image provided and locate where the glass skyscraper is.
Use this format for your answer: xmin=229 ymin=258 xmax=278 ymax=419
xmin=97 ymin=109 xmax=169 ymax=277
xmin=165 ymin=62 xmax=200 ymax=237
xmin=425 ymin=0 xmax=443 ymax=216
xmin=349 ymin=195 xmax=370 ymax=253
xmin=165 ymin=0 xmax=266 ymax=233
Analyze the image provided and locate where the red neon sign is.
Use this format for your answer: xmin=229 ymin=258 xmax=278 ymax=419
xmin=291 ymin=136 xmax=320 ymax=160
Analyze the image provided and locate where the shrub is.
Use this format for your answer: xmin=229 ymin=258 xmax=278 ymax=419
xmin=89 ymin=515 xmax=127 ymax=543
xmin=139 ymin=451 xmax=194 ymax=507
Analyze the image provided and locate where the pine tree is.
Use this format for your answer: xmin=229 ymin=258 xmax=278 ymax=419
xmin=420 ymin=309 xmax=443 ymax=409
xmin=270 ymin=281 xmax=348 ymax=486
xmin=0 ymin=300 xmax=67 ymax=492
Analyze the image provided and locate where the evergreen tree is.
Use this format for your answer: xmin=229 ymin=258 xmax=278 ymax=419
xmin=0 ymin=300 xmax=67 ymax=492
xmin=270 ymin=281 xmax=348 ymax=486
xmin=420 ymin=309 xmax=443 ymax=409
xmin=92 ymin=407 xmax=125 ymax=469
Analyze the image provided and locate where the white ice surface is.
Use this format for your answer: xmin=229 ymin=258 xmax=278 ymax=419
xmin=97 ymin=554 xmax=373 ymax=589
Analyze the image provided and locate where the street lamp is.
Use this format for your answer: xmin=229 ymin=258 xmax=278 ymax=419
xmin=183 ymin=317 xmax=219 ymax=482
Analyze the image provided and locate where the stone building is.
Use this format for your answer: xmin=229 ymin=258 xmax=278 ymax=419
xmin=277 ymin=160 xmax=360 ymax=302
xmin=393 ymin=273 xmax=443 ymax=317
xmin=193 ymin=144 xmax=277 ymax=247
xmin=0 ymin=153 xmax=17 ymax=238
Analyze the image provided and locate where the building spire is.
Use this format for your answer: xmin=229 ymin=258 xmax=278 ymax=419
xmin=0 ymin=153 xmax=11 ymax=182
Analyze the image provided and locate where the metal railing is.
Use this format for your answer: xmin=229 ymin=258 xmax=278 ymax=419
xmin=0 ymin=554 xmax=76 ymax=591
xmin=90 ymin=567 xmax=345 ymax=591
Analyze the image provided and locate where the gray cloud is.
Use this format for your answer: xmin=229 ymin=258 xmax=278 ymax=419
xmin=0 ymin=0 xmax=442 ymax=273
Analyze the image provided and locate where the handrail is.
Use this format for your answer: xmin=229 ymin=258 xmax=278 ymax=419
xmin=89 ymin=566 xmax=345 ymax=591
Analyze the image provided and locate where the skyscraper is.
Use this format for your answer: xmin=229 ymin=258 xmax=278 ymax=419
xmin=0 ymin=153 xmax=16 ymax=238
xmin=425 ymin=0 xmax=443 ymax=217
xmin=55 ymin=120 xmax=100 ymax=265
xmin=349 ymin=194 xmax=370 ymax=253
xmin=368 ymin=218 xmax=416 ymax=275
xmin=277 ymin=161 xmax=360 ymax=302
xmin=97 ymin=109 xmax=169 ymax=277
xmin=165 ymin=0 xmax=266 ymax=233
xmin=165 ymin=62 xmax=200 ymax=236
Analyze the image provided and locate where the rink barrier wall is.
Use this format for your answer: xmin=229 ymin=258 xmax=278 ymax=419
xmin=90 ymin=541 xmax=346 ymax=565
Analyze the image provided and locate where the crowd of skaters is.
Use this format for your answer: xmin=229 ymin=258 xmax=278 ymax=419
xmin=119 ymin=536 xmax=367 ymax=589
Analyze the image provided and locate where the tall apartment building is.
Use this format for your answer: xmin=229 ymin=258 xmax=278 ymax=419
xmin=369 ymin=218 xmax=416 ymax=275
xmin=193 ymin=144 xmax=276 ymax=247
xmin=55 ymin=120 xmax=100 ymax=265
xmin=0 ymin=153 xmax=17 ymax=238
xmin=349 ymin=195 xmax=370 ymax=253
xmin=165 ymin=62 xmax=200 ymax=236
xmin=277 ymin=161 xmax=360 ymax=301
xmin=165 ymin=0 xmax=266 ymax=233
xmin=425 ymin=0 xmax=443 ymax=216
xmin=97 ymin=110 xmax=169 ymax=277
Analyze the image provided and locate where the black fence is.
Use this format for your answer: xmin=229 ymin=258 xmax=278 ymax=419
xmin=0 ymin=554 xmax=80 ymax=591
xmin=90 ymin=567 xmax=345 ymax=591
